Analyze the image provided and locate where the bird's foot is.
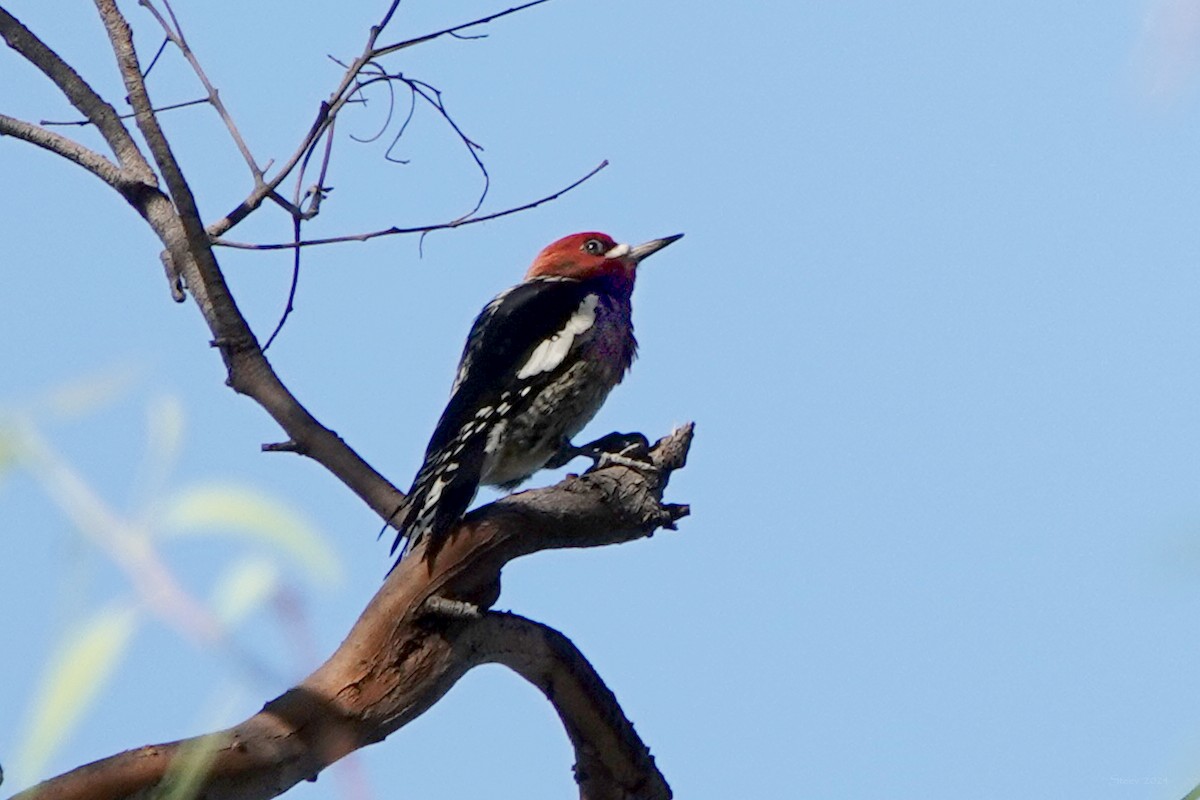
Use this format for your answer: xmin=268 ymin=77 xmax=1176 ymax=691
xmin=545 ymin=439 xmax=579 ymax=470
xmin=550 ymin=431 xmax=653 ymax=473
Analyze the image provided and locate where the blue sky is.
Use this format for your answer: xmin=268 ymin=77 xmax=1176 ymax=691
xmin=4 ymin=0 xmax=1200 ymax=798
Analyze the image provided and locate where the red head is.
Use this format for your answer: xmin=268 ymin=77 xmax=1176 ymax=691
xmin=524 ymin=231 xmax=684 ymax=284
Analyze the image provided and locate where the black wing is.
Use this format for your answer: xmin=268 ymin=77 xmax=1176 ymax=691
xmin=393 ymin=276 xmax=595 ymax=563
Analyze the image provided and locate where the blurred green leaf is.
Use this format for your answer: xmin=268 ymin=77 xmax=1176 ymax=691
xmin=145 ymin=394 xmax=185 ymax=473
xmin=129 ymin=395 xmax=186 ymax=515
xmin=15 ymin=604 xmax=140 ymax=785
xmin=0 ymin=428 xmax=17 ymax=481
xmin=44 ymin=363 xmax=141 ymax=419
xmin=160 ymin=484 xmax=340 ymax=586
xmin=210 ymin=557 xmax=280 ymax=626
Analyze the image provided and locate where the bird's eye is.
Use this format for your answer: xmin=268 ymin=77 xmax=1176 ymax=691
xmin=583 ymin=238 xmax=606 ymax=255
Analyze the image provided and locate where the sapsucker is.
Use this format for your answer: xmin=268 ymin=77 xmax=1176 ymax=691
xmin=391 ymin=231 xmax=683 ymax=563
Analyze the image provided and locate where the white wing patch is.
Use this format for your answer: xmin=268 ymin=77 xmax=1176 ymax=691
xmin=516 ymin=294 xmax=598 ymax=380
xmin=450 ymin=278 xmax=574 ymax=396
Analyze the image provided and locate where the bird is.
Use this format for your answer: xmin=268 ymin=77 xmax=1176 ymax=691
xmin=390 ymin=230 xmax=683 ymax=565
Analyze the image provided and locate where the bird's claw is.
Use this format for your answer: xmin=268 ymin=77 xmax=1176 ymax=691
xmin=585 ymin=431 xmax=651 ymax=460
xmin=552 ymin=431 xmax=653 ymax=473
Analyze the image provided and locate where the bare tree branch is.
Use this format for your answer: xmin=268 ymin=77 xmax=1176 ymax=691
xmin=87 ymin=0 xmax=404 ymax=520
xmin=203 ymin=0 xmax=401 ymax=239
xmin=385 ymin=72 xmax=490 ymax=218
xmin=477 ymin=613 xmax=673 ymax=800
xmin=141 ymin=34 xmax=169 ymax=77
xmin=299 ymin=119 xmax=336 ymax=220
xmin=94 ymin=0 xmax=214 ymax=249
xmin=0 ymin=113 xmax=127 ymax=189
xmin=261 ymin=116 xmax=338 ymax=351
xmin=212 ymin=159 xmax=609 ymax=250
xmin=138 ymin=0 xmax=264 ymax=181
xmin=372 ymin=0 xmax=553 ymax=58
xmin=204 ymin=0 xmax=554 ymax=239
xmin=262 ymin=215 xmax=303 ymax=352
xmin=39 ymin=97 xmax=208 ymax=127
xmin=14 ymin=426 xmax=691 ymax=800
xmin=0 ymin=7 xmax=154 ymax=181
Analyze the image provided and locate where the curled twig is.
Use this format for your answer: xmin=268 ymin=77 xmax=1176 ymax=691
xmin=206 ymin=0 xmax=550 ymax=239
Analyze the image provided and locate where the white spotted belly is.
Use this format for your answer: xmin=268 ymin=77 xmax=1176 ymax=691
xmin=479 ymin=358 xmax=621 ymax=489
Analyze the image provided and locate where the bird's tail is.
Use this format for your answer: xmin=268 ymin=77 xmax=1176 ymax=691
xmin=389 ymin=439 xmax=485 ymax=568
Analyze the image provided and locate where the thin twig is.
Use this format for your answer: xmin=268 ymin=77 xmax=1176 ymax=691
xmin=261 ymin=136 xmax=324 ymax=351
xmin=204 ymin=0 xmax=553 ymax=239
xmin=205 ymin=1 xmax=403 ymax=237
xmin=259 ymin=117 xmax=337 ymax=349
xmin=352 ymin=71 xmax=491 ymax=218
xmin=293 ymin=115 xmax=332 ymax=210
xmin=303 ymin=117 xmax=337 ymax=219
xmin=262 ymin=100 xmax=338 ymax=349
xmin=408 ymin=77 xmax=488 ymax=218
xmin=40 ymin=96 xmax=207 ymax=127
xmin=213 ymin=160 xmax=608 ymax=251
xmin=139 ymin=0 xmax=264 ymax=181
xmin=348 ymin=61 xmax=397 ymax=145
xmin=262 ymin=215 xmax=302 ymax=352
xmin=372 ymin=0 xmax=552 ymax=58
xmin=266 ymin=190 xmax=307 ymax=218
xmin=141 ymin=35 xmax=169 ymax=78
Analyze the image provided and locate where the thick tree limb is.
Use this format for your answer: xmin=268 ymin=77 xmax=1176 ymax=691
xmin=14 ymin=426 xmax=692 ymax=800
xmin=0 ymin=113 xmax=127 ymax=189
xmin=477 ymin=613 xmax=672 ymax=800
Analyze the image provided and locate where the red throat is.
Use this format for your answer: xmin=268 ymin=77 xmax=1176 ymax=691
xmin=524 ymin=232 xmax=636 ymax=285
